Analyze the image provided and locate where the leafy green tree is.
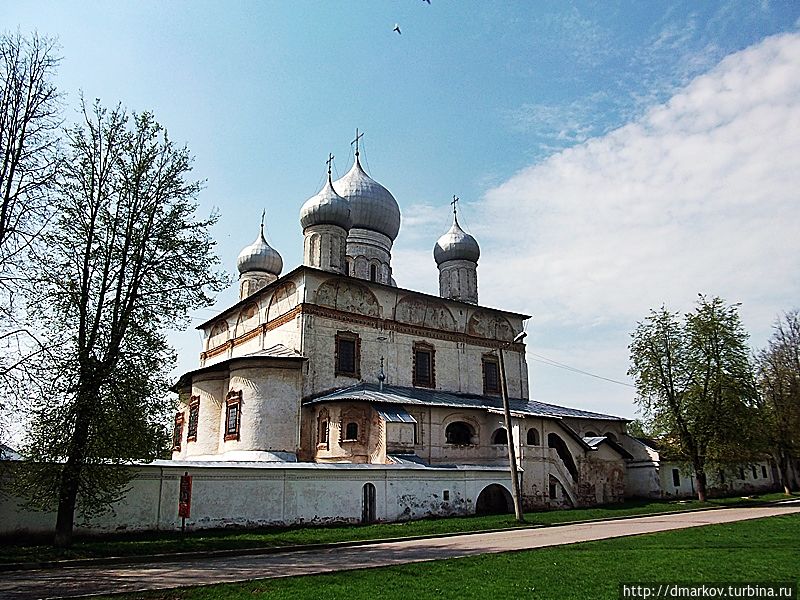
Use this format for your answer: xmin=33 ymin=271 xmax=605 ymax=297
xmin=20 ymin=100 xmax=226 ymax=547
xmin=628 ymin=296 xmax=757 ymax=501
xmin=755 ymin=311 xmax=800 ymax=494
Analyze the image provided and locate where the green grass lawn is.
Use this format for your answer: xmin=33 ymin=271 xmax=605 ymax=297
xmin=0 ymin=492 xmax=792 ymax=565
xmin=104 ymin=513 xmax=800 ymax=600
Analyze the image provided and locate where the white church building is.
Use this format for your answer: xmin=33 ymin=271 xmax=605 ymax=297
xmin=0 ymin=141 xmax=777 ymax=535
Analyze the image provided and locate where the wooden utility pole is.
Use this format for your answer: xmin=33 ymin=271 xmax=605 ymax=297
xmin=498 ymin=333 xmax=525 ymax=522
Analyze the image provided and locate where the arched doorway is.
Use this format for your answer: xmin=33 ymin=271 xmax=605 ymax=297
xmin=475 ymin=484 xmax=513 ymax=515
xmin=362 ymin=482 xmax=376 ymax=523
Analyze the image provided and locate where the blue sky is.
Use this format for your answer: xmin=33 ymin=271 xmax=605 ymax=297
xmin=5 ymin=1 xmax=800 ymax=420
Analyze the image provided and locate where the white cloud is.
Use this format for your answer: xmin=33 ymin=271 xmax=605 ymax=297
xmin=477 ymin=32 xmax=800 ymax=410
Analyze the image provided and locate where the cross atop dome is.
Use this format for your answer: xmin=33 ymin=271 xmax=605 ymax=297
xmin=351 ymin=128 xmax=364 ymax=158
xmin=326 ymin=153 xmax=335 ymax=179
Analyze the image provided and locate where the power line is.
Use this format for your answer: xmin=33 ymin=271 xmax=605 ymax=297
xmin=528 ymin=352 xmax=635 ymax=388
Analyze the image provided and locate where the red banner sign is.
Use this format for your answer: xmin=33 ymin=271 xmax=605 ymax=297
xmin=178 ymin=473 xmax=192 ymax=518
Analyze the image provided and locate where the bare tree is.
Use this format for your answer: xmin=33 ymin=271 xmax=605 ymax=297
xmin=20 ymin=100 xmax=225 ymax=547
xmin=0 ymin=31 xmax=61 ymax=434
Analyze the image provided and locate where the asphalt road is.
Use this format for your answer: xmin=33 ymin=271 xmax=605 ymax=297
xmin=2 ymin=504 xmax=799 ymax=600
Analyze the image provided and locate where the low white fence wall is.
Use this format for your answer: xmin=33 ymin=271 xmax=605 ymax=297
xmin=0 ymin=460 xmax=512 ymax=536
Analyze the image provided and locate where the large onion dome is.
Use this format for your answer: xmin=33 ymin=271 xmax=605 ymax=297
xmin=434 ymin=214 xmax=480 ymax=265
xmin=300 ymin=173 xmax=352 ymax=231
xmin=237 ymin=221 xmax=283 ymax=275
xmin=333 ymin=155 xmax=401 ymax=240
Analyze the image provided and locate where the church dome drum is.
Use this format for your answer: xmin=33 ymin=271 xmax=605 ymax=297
xmin=333 ymin=157 xmax=401 ymax=241
xmin=434 ymin=216 xmax=480 ymax=265
xmin=300 ymin=177 xmax=352 ymax=231
xmin=237 ymin=227 xmax=283 ymax=275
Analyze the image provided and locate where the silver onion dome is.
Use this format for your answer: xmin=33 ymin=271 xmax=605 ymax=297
xmin=237 ymin=222 xmax=283 ymax=275
xmin=333 ymin=156 xmax=401 ymax=241
xmin=300 ymin=174 xmax=352 ymax=231
xmin=434 ymin=215 xmax=480 ymax=265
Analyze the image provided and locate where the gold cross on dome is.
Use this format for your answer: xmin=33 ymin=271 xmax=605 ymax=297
xmin=451 ymin=195 xmax=459 ymax=216
xmin=326 ymin=153 xmax=334 ymax=175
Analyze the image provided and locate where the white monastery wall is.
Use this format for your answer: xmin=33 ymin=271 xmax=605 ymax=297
xmin=0 ymin=461 xmax=512 ymax=536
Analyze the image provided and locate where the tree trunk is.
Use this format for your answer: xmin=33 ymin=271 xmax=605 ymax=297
xmin=694 ymin=468 xmax=707 ymax=502
xmin=776 ymin=450 xmax=793 ymax=495
xmin=53 ymin=457 xmax=81 ymax=547
xmin=53 ymin=398 xmax=92 ymax=548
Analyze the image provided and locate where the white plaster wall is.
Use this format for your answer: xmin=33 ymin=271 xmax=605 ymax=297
xmin=224 ymin=363 xmax=302 ymax=455
xmin=300 ymin=313 xmax=528 ymax=400
xmin=0 ymin=462 xmax=513 ymax=536
xmin=184 ymin=374 xmax=225 ymax=458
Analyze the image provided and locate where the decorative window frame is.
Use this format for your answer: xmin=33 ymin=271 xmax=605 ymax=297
xmin=172 ymin=413 xmax=184 ymax=451
xmin=412 ymin=341 xmax=436 ymax=388
xmin=334 ymin=331 xmax=361 ymax=378
xmin=481 ymin=353 xmax=501 ymax=395
xmin=224 ymin=390 xmax=242 ymax=441
xmin=187 ymin=395 xmax=200 ymax=442
xmin=340 ymin=407 xmax=366 ymax=444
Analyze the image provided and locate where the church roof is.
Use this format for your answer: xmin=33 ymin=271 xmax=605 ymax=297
xmin=173 ymin=344 xmax=306 ymax=390
xmin=303 ymin=382 xmax=627 ymax=422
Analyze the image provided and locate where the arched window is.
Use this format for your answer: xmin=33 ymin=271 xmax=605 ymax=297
xmin=344 ymin=422 xmax=359 ymax=441
xmin=318 ymin=418 xmax=329 ymax=447
xmin=585 ymin=430 xmax=598 ymax=437
xmin=370 ymin=264 xmax=378 ymax=282
xmin=491 ymin=428 xmax=508 ymax=445
xmin=445 ymin=421 xmax=474 ymax=445
xmin=526 ymin=428 xmax=539 ymax=446
xmin=603 ymin=431 xmax=617 ymax=442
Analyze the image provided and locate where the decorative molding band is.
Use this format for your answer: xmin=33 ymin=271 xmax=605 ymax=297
xmin=202 ymin=302 xmax=524 ymax=359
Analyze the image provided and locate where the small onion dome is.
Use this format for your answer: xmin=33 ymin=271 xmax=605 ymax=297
xmin=237 ymin=224 xmax=283 ymax=275
xmin=434 ymin=215 xmax=480 ymax=265
xmin=300 ymin=175 xmax=352 ymax=231
xmin=333 ymin=156 xmax=401 ymax=241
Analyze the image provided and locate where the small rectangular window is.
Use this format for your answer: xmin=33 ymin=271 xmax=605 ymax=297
xmin=761 ymin=465 xmax=767 ymax=479
xmin=482 ymin=357 xmax=500 ymax=394
xmin=413 ymin=343 xmax=435 ymax=388
xmin=224 ymin=390 xmax=242 ymax=441
xmin=739 ymin=467 xmax=745 ymax=480
xmin=187 ymin=396 xmax=200 ymax=442
xmin=719 ymin=469 xmax=725 ymax=484
xmin=672 ymin=468 xmax=680 ymax=487
xmin=335 ymin=332 xmax=360 ymax=378
xmin=443 ymin=490 xmax=450 ymax=501
xmin=751 ymin=465 xmax=758 ymax=479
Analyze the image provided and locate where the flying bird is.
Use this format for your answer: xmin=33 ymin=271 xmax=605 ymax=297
xmin=423 ymin=0 xmax=430 ymax=3
xmin=393 ymin=24 xmax=401 ymax=34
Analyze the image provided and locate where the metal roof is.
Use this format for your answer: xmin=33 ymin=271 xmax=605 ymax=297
xmin=373 ymin=403 xmax=417 ymax=423
xmin=304 ymin=383 xmax=626 ymax=422
xmin=583 ymin=436 xmax=635 ymax=460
